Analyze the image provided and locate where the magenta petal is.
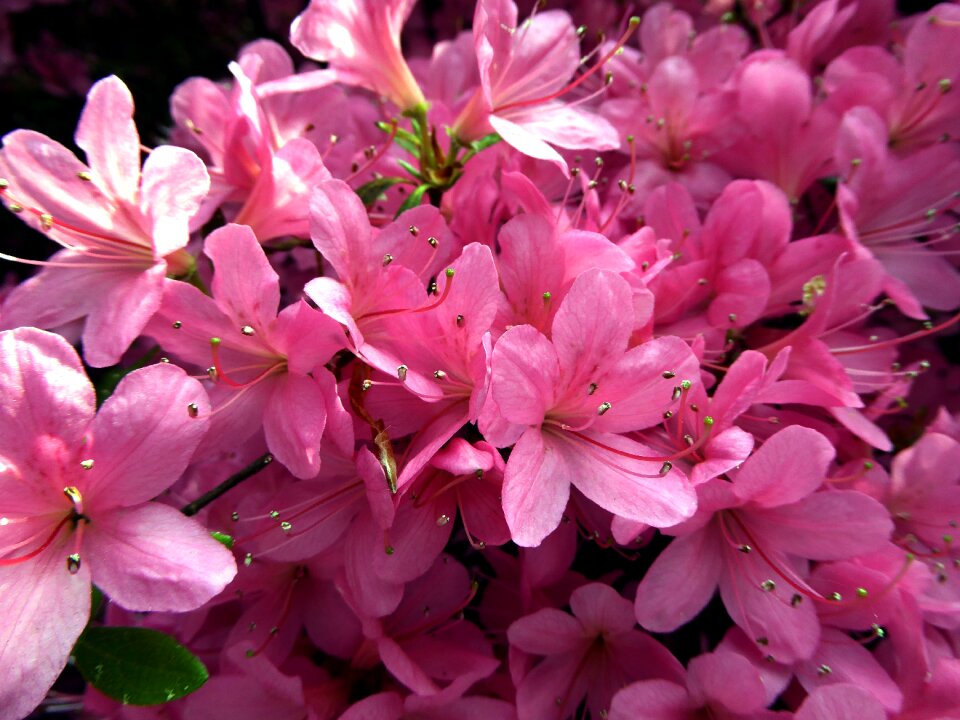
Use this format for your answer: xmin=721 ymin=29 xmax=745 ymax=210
xmin=749 ymin=490 xmax=892 ymax=560
xmin=502 ymin=428 xmax=570 ymax=547
xmin=85 ymin=503 xmax=236 ymax=612
xmin=795 ymin=684 xmax=886 ymax=720
xmin=686 ymin=651 xmax=766 ymax=713
xmin=0 ymin=546 xmax=90 ymax=720
xmin=491 ymin=325 xmax=559 ymax=427
xmin=609 ymin=680 xmax=690 ymax=720
xmin=310 ymin=179 xmax=373 ymax=282
xmin=570 ymin=583 xmax=636 ymax=634
xmin=732 ymin=426 xmax=835 ymax=508
xmin=635 ymin=529 xmax=722 ymax=632
xmin=84 ymin=363 xmax=210 ymax=509
xmin=263 ymin=373 xmax=326 ymax=479
xmin=507 ymin=608 xmax=584 ymax=655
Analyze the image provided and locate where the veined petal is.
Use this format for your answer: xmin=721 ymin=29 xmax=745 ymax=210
xmin=75 ymin=76 xmax=141 ymax=204
xmin=502 ymin=428 xmax=570 ymax=547
xmin=140 ymin=145 xmax=210 ymax=258
xmin=83 ymin=363 xmax=210 ymax=510
xmin=491 ymin=325 xmax=559 ymax=427
xmin=205 ymin=223 xmax=280 ymax=331
xmin=85 ymin=503 xmax=236 ymax=612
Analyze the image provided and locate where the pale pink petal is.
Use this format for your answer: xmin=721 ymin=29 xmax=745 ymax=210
xmin=310 ymin=179 xmax=373 ymax=283
xmin=85 ymin=503 xmax=236 ymax=611
xmin=732 ymin=426 xmax=834 ymax=508
xmin=502 ymin=428 xmax=570 ymax=547
xmin=488 ymin=114 xmax=568 ymax=173
xmin=74 ymin=76 xmax=141 ymax=204
xmin=204 ymin=224 xmax=280 ymax=331
xmin=83 ymin=363 xmax=210 ymax=509
xmin=635 ymin=528 xmax=722 ymax=632
xmin=140 ymin=145 xmax=210 ymax=257
xmin=0 ymin=327 xmax=93 ymax=464
xmin=0 ymin=544 xmax=90 ymax=720
xmin=81 ymin=263 xmax=167 ymax=368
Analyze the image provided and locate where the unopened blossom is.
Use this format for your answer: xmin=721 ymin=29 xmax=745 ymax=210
xmin=0 ymin=328 xmax=235 ymax=720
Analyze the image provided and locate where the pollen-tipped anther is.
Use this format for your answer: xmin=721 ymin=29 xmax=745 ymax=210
xmin=397 ymin=365 xmax=408 ymax=381
xmin=187 ymin=403 xmax=199 ymax=418
xmin=66 ymin=553 xmax=81 ymax=574
xmin=597 ymin=401 xmax=612 ymax=415
xmin=240 ymin=325 xmax=255 ymax=336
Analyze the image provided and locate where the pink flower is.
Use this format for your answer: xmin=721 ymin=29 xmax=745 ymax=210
xmin=0 ymin=328 xmax=236 ymax=720
xmin=489 ymin=268 xmax=699 ymax=546
xmin=452 ymin=0 xmax=621 ymax=173
xmin=145 ymin=223 xmax=345 ymax=479
xmin=290 ymin=0 xmax=426 ymax=111
xmin=508 ymin=583 xmax=684 ymax=720
xmin=0 ymin=76 xmax=210 ymax=366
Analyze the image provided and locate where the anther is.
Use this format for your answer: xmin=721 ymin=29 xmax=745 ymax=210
xmin=206 ymin=367 xmax=218 ymax=382
xmin=0 ymin=178 xmax=7 ymax=189
xmin=663 ymin=410 xmax=673 ymax=419
xmin=672 ymin=386 xmax=683 ymax=401
xmin=39 ymin=214 xmax=53 ymax=231
xmin=409 ymin=225 xmax=419 ymax=236
xmin=791 ymin=594 xmax=803 ymax=606
xmin=588 ymin=383 xmax=598 ymax=395
xmin=231 ymin=512 xmax=239 ymax=521
xmin=761 ymin=579 xmax=776 ymax=592
xmin=187 ymin=403 xmax=199 ymax=418
xmin=756 ymin=637 xmax=769 ymax=646
xmin=80 ymin=459 xmax=94 ymax=470
xmin=728 ymin=313 xmax=737 ymax=323
xmin=738 ymin=544 xmax=752 ymax=553
xmin=856 ymin=587 xmax=869 ymax=598
xmin=817 ymin=664 xmax=832 ymax=676
xmin=280 ymin=521 xmax=292 ymax=533
xmin=361 ymin=379 xmax=373 ymax=391
xmin=829 ymin=592 xmax=842 ymax=602
xmin=269 ymin=510 xmax=280 ymax=519
xmin=662 ymin=371 xmax=676 ymax=379
xmin=542 ymin=291 xmax=552 ymax=302
xmin=434 ymin=370 xmax=446 ymax=379
xmin=76 ymin=171 xmax=92 ymax=181
xmin=8 ymin=204 xmax=23 ymax=213
xmin=67 ymin=553 xmax=81 ymax=574
xmin=659 ymin=461 xmax=673 ymax=476
xmin=240 ymin=325 xmax=255 ymax=336
xmin=597 ymin=401 xmax=612 ymax=415
xmin=456 ymin=314 xmax=464 ymax=327
xmin=172 ymin=320 xmax=183 ymax=329
xmin=428 ymin=236 xmax=438 ymax=248
xmin=436 ymin=514 xmax=450 ymax=526
xmin=872 ymin=624 xmax=885 ymax=638
xmin=159 ymin=357 xmax=170 ymax=363
xmin=244 ymin=553 xmax=253 ymax=567
xmin=63 ymin=486 xmax=82 ymax=506
xmin=382 ymin=253 xmax=394 ymax=266
xmin=939 ymin=78 xmax=952 ymax=93
xmin=397 ymin=365 xmax=408 ymax=381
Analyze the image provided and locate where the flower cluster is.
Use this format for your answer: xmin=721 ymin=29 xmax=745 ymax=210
xmin=2 ymin=1 xmax=960 ymax=718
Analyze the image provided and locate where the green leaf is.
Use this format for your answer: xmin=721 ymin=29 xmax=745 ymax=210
xmin=396 ymin=184 xmax=430 ymax=216
xmin=356 ymin=176 xmax=410 ymax=207
xmin=73 ymin=627 xmax=209 ymax=705
xmin=377 ymin=122 xmax=421 ymax=156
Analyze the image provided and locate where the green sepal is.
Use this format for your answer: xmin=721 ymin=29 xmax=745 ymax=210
xmin=73 ymin=627 xmax=209 ymax=706
xmin=376 ymin=122 xmax=421 ymax=156
xmin=469 ymin=132 xmax=501 ymax=153
xmin=356 ymin=176 xmax=410 ymax=207
xmin=396 ymin=158 xmax=424 ymax=181
xmin=396 ymin=184 xmax=430 ymax=216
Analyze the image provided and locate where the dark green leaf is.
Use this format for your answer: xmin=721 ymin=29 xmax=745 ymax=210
xmin=356 ymin=176 xmax=410 ymax=207
xmin=396 ymin=184 xmax=430 ymax=216
xmin=74 ymin=627 xmax=208 ymax=705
